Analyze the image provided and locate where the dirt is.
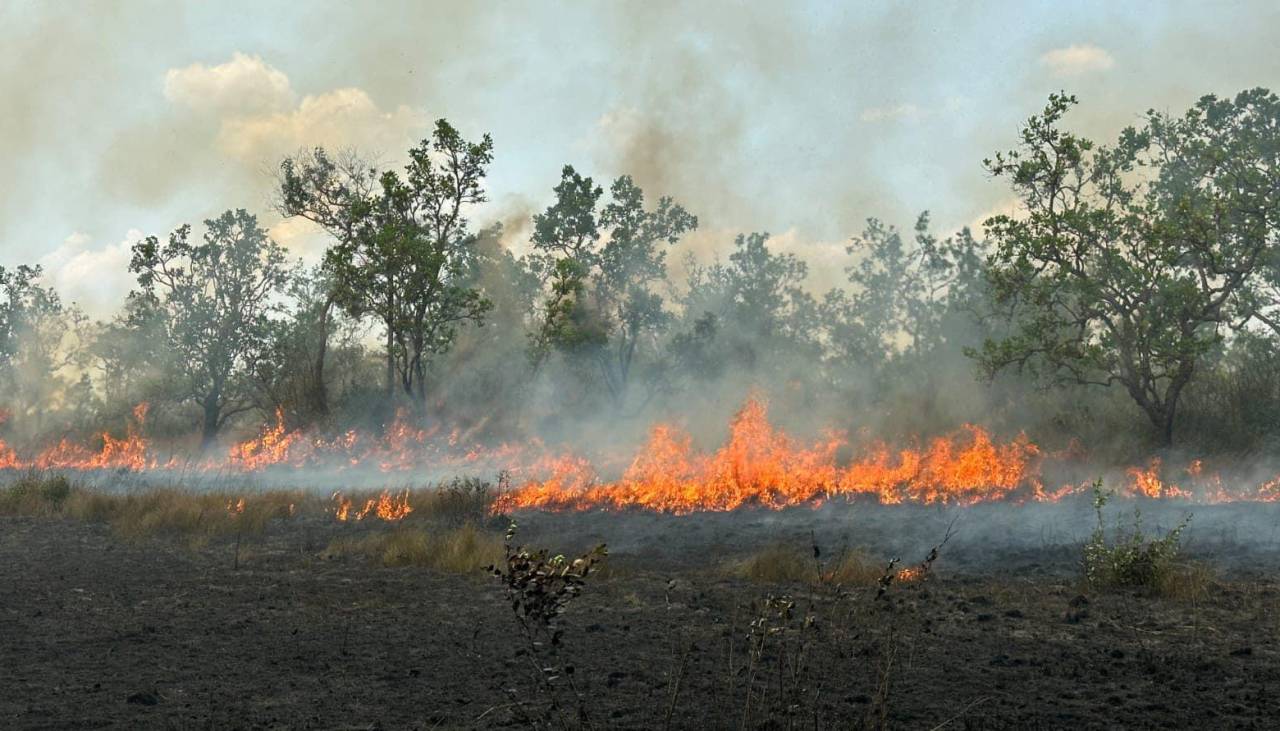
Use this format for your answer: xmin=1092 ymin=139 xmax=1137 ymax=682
xmin=2 ymin=508 xmax=1280 ymax=730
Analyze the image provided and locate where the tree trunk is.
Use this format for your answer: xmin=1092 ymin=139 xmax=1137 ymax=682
xmin=200 ymin=396 xmax=221 ymax=451
xmin=385 ymin=324 xmax=395 ymax=399
xmin=308 ymin=296 xmax=334 ymax=419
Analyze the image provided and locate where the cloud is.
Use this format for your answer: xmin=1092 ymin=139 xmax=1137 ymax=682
xmin=98 ymin=53 xmax=428 ymax=218
xmin=218 ymin=86 xmax=425 ymax=165
xmin=1040 ymin=44 xmax=1115 ymax=77
xmin=38 ymin=231 xmax=142 ymax=318
xmin=165 ymin=52 xmax=296 ymax=116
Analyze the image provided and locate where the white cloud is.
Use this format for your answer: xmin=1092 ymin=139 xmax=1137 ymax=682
xmin=38 ymin=230 xmax=142 ymax=318
xmin=1040 ymin=44 xmax=1115 ymax=77
xmin=860 ymin=103 xmax=923 ymax=123
xmin=165 ymin=52 xmax=295 ymax=116
xmin=162 ymin=54 xmax=427 ymax=168
xmin=218 ymin=87 xmax=425 ymax=164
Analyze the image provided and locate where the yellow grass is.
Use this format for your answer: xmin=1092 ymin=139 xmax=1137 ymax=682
xmin=326 ymin=523 xmax=504 ymax=573
xmin=732 ymin=542 xmax=883 ymax=586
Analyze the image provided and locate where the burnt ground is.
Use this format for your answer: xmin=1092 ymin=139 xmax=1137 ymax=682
xmin=2 ymin=502 xmax=1280 ymax=730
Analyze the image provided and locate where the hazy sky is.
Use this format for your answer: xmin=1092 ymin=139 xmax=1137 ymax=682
xmin=3 ymin=1 xmax=1278 ymax=316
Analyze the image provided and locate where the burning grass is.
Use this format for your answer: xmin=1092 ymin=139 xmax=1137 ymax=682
xmin=0 ymin=472 xmax=501 ymax=551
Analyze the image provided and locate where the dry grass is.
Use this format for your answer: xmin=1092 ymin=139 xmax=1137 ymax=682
xmin=0 ymin=472 xmax=308 ymax=547
xmin=732 ymin=542 xmax=882 ymax=586
xmin=325 ymin=523 xmax=504 ymax=573
xmin=0 ymin=471 xmax=74 ymax=516
xmin=0 ymin=472 xmax=501 ymax=546
xmin=1154 ymin=562 xmax=1215 ymax=601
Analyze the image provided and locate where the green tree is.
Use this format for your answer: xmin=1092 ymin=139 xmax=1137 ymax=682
xmin=530 ymin=165 xmax=697 ymax=407
xmin=129 ymin=209 xmax=290 ymax=448
xmin=975 ymin=91 xmax=1279 ymax=446
xmin=279 ymin=120 xmax=494 ymax=403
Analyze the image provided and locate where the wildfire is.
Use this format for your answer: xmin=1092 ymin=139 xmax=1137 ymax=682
xmin=331 ymin=489 xmax=413 ymax=522
xmin=0 ymin=395 xmax=1278 ymax=514
xmin=494 ymin=399 xmax=1049 ymax=514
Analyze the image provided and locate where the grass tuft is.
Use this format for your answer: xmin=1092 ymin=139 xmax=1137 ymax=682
xmin=733 ymin=542 xmax=882 ymax=586
xmin=326 ymin=523 xmax=504 ymax=573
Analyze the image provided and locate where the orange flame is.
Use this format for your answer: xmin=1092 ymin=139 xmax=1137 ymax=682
xmin=331 ymin=489 xmax=413 ymax=522
xmin=494 ymin=398 xmax=1048 ymax=514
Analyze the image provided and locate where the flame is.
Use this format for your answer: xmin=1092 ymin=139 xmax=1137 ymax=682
xmin=226 ymin=497 xmax=245 ymax=516
xmin=331 ymin=489 xmax=413 ymax=522
xmin=494 ymin=398 xmax=1047 ymax=514
xmin=1 ymin=396 xmax=1279 ymax=513
xmin=896 ymin=566 xmax=923 ymax=582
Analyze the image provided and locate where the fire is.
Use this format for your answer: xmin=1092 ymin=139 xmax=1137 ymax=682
xmin=1 ymin=395 xmax=1279 ymax=514
xmin=896 ymin=566 xmax=924 ymax=582
xmin=331 ymin=489 xmax=413 ymax=522
xmin=226 ymin=497 xmax=245 ymax=516
xmin=494 ymin=399 xmax=1048 ymax=514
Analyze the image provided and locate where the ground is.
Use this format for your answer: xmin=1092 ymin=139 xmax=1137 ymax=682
xmin=2 ymin=503 xmax=1279 ymax=729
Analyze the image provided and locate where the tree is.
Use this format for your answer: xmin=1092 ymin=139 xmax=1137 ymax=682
xmin=129 ymin=209 xmax=290 ymax=448
xmin=975 ymin=91 xmax=1279 ymax=446
xmin=530 ymin=165 xmax=697 ymax=408
xmin=278 ymin=120 xmax=494 ymax=403
xmin=0 ymin=264 xmax=92 ymax=437
xmin=834 ymin=215 xmax=983 ymax=368
xmin=672 ymin=232 xmax=816 ymax=383
xmin=249 ymin=264 xmax=361 ymax=427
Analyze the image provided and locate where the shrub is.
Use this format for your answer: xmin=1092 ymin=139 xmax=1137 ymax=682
xmin=1083 ymin=480 xmax=1196 ymax=596
xmin=0 ymin=471 xmax=78 ymax=516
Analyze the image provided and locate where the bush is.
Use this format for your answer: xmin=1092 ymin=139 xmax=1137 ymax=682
xmin=1083 ymin=481 xmax=1199 ymax=596
xmin=0 ymin=471 xmax=77 ymax=516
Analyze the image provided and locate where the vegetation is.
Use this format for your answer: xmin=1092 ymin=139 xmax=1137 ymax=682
xmin=0 ymin=90 xmax=1276 ymax=454
xmin=325 ymin=523 xmax=504 ymax=572
xmin=128 ymin=209 xmax=290 ymax=447
xmin=977 ymin=90 xmax=1280 ymax=446
xmin=1083 ymin=481 xmax=1206 ymax=598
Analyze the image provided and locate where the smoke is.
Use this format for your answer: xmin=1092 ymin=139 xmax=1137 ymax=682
xmin=3 ymin=2 xmax=1280 ymax=512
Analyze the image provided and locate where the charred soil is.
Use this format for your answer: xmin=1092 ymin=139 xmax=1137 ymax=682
xmin=2 ymin=508 xmax=1279 ymax=729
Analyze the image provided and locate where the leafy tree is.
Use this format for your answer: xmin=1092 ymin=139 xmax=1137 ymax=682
xmin=835 ymin=214 xmax=986 ymax=364
xmin=92 ymin=293 xmax=171 ymax=423
xmin=672 ymin=232 xmax=816 ymax=383
xmin=249 ymin=264 xmax=363 ymax=427
xmin=129 ymin=209 xmax=290 ymax=448
xmin=279 ymin=120 xmax=494 ymax=403
xmin=530 ymin=165 xmax=697 ymax=407
xmin=975 ymin=91 xmax=1279 ymax=446
xmin=0 ymin=264 xmax=92 ymax=437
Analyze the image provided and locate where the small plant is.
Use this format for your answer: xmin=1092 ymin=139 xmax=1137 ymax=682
xmin=488 ymin=522 xmax=606 ymax=729
xmin=1083 ymin=480 xmax=1194 ymax=595
xmin=0 ymin=471 xmax=77 ymax=516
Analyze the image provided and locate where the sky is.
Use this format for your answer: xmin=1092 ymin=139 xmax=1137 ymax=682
xmin=3 ymin=0 xmax=1278 ymax=316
